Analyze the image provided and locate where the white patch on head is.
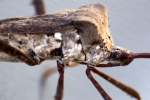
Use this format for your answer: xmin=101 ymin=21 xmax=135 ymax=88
xmin=54 ymin=32 xmax=62 ymax=40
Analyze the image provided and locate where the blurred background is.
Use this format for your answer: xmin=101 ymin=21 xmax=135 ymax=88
xmin=0 ymin=0 xmax=150 ymax=100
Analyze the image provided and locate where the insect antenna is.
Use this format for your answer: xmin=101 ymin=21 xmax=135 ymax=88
xmin=122 ymin=52 xmax=150 ymax=65
xmin=132 ymin=52 xmax=150 ymax=59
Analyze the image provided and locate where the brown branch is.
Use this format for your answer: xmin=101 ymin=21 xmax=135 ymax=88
xmin=32 ymin=0 xmax=46 ymax=15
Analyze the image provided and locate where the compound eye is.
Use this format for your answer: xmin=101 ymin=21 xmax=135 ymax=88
xmin=110 ymin=51 xmax=121 ymax=60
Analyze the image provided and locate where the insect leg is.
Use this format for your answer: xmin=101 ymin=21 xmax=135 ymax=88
xmin=55 ymin=59 xmax=65 ymax=100
xmin=88 ymin=66 xmax=141 ymax=100
xmin=86 ymin=67 xmax=112 ymax=100
xmin=32 ymin=0 xmax=46 ymax=15
xmin=39 ymin=67 xmax=58 ymax=100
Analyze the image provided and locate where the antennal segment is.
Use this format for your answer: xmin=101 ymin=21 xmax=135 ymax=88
xmin=132 ymin=53 xmax=150 ymax=59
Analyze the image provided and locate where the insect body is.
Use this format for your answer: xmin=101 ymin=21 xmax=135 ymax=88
xmin=0 ymin=30 xmax=61 ymax=65
xmin=0 ymin=3 xmax=150 ymax=100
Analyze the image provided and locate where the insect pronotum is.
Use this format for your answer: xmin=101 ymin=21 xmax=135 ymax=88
xmin=0 ymin=3 xmax=150 ymax=100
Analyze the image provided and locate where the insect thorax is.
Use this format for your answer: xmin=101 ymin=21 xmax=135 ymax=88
xmin=85 ymin=44 xmax=111 ymax=65
xmin=54 ymin=28 xmax=113 ymax=66
xmin=62 ymin=30 xmax=85 ymax=62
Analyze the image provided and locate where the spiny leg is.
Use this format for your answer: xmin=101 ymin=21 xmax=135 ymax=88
xmin=86 ymin=67 xmax=112 ymax=100
xmin=55 ymin=60 xmax=65 ymax=100
xmin=89 ymin=66 xmax=141 ymax=100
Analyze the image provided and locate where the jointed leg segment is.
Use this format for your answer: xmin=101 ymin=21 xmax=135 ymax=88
xmin=86 ymin=66 xmax=141 ymax=100
xmin=55 ymin=60 xmax=65 ymax=100
xmin=39 ymin=67 xmax=58 ymax=100
xmin=40 ymin=61 xmax=141 ymax=100
xmin=86 ymin=67 xmax=112 ymax=100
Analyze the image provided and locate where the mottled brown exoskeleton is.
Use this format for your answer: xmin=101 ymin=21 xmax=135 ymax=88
xmin=0 ymin=3 xmax=150 ymax=100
